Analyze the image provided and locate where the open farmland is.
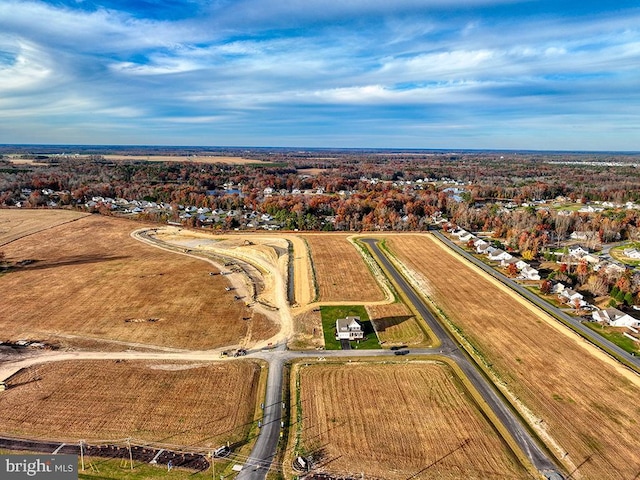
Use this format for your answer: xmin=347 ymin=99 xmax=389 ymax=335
xmin=366 ymin=302 xmax=427 ymax=346
xmin=0 ymin=214 xmax=267 ymax=349
xmin=292 ymin=361 xmax=529 ymax=480
xmin=386 ymin=234 xmax=640 ymax=479
xmin=0 ymin=360 xmax=262 ymax=447
xmin=0 ymin=209 xmax=87 ymax=245
xmin=303 ymin=234 xmax=385 ymax=302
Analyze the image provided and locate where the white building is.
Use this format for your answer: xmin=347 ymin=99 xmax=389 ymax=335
xmin=592 ymin=308 xmax=640 ymax=328
xmin=335 ymin=316 xmax=364 ymax=340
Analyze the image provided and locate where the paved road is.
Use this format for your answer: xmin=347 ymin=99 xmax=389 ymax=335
xmin=237 ymin=348 xmax=285 ymax=479
xmin=432 ymin=231 xmax=640 ymax=371
xmin=360 ymin=239 xmax=561 ymax=477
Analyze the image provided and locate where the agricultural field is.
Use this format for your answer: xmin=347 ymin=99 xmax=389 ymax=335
xmin=386 ymin=234 xmax=640 ymax=479
xmin=366 ymin=302 xmax=427 ymax=347
xmin=291 ymin=361 xmax=529 ymax=480
xmin=303 ymin=234 xmax=385 ymax=302
xmin=0 ymin=360 xmax=262 ymax=447
xmin=0 ymin=214 xmax=268 ymax=349
xmin=0 ymin=209 xmax=87 ymax=245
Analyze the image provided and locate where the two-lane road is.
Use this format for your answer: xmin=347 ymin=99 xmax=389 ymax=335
xmin=360 ymin=239 xmax=560 ymax=475
xmin=432 ymin=231 xmax=640 ymax=371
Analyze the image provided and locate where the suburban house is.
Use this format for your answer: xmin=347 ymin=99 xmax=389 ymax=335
xmin=501 ymin=257 xmax=518 ymax=267
xmin=570 ymin=231 xmax=598 ymax=241
xmin=452 ymin=228 xmax=469 ymax=238
xmin=336 ymin=316 xmax=364 ymax=340
xmin=476 ymin=242 xmax=491 ymax=254
xmin=560 ymin=288 xmax=586 ymax=307
xmin=568 ymin=245 xmax=590 ymax=258
xmin=592 ymin=308 xmax=640 ymax=328
xmin=488 ymin=249 xmax=513 ymax=262
xmin=473 ymin=238 xmax=488 ymax=249
xmin=459 ymin=232 xmax=475 ymax=243
xmin=521 ymin=266 xmax=541 ymax=280
xmin=516 ymin=260 xmax=529 ymax=270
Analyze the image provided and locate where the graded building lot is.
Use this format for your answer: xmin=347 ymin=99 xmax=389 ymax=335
xmin=0 ymin=215 xmax=266 ymax=349
xmin=385 ymin=234 xmax=640 ymax=479
xmin=0 ymin=360 xmax=262 ymax=448
xmin=291 ymin=362 xmax=529 ymax=480
xmin=0 ymin=209 xmax=87 ymax=245
xmin=303 ymin=234 xmax=385 ymax=302
xmin=366 ymin=302 xmax=427 ymax=347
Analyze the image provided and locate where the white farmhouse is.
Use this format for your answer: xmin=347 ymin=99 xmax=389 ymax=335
xmin=335 ymin=316 xmax=364 ymax=340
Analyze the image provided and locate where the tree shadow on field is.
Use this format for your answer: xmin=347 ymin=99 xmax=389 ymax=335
xmin=371 ymin=315 xmax=414 ymax=332
xmin=4 ymin=254 xmax=130 ymax=272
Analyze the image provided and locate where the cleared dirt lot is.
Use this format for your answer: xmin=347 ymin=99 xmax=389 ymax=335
xmin=366 ymin=302 xmax=427 ymax=346
xmin=0 ymin=209 xmax=87 ymax=245
xmin=386 ymin=234 xmax=640 ymax=479
xmin=303 ymin=234 xmax=385 ymax=302
xmin=292 ymin=361 xmax=528 ymax=480
xmin=0 ymin=214 xmax=263 ymax=349
xmin=0 ymin=360 xmax=261 ymax=447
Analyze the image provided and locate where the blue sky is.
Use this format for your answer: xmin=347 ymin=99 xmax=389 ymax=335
xmin=1 ymin=1 xmax=639 ymax=150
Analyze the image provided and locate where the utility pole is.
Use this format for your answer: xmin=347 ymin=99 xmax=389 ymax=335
xmin=79 ymin=440 xmax=85 ymax=471
xmin=126 ymin=438 xmax=133 ymax=470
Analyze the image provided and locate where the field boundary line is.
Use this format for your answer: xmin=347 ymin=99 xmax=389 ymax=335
xmin=0 ymin=211 xmax=89 ymax=247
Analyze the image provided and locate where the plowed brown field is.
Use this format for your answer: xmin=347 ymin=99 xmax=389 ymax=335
xmin=303 ymin=234 xmax=384 ymax=302
xmin=0 ymin=360 xmax=261 ymax=447
xmin=294 ymin=362 xmax=528 ymax=480
xmin=366 ymin=303 xmax=426 ymax=346
xmin=0 ymin=209 xmax=87 ymax=245
xmin=0 ymin=214 xmax=263 ymax=349
xmin=386 ymin=234 xmax=640 ymax=479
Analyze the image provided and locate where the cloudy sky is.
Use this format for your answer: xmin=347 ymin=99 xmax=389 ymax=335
xmin=1 ymin=1 xmax=639 ymax=150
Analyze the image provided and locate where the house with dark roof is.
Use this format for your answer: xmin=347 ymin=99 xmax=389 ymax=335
xmin=336 ymin=316 xmax=364 ymax=340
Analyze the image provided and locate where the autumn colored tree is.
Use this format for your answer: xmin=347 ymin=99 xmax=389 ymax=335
xmin=540 ymin=280 xmax=552 ymax=295
xmin=576 ymin=260 xmax=589 ymax=284
xmin=507 ymin=262 xmax=518 ymax=276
